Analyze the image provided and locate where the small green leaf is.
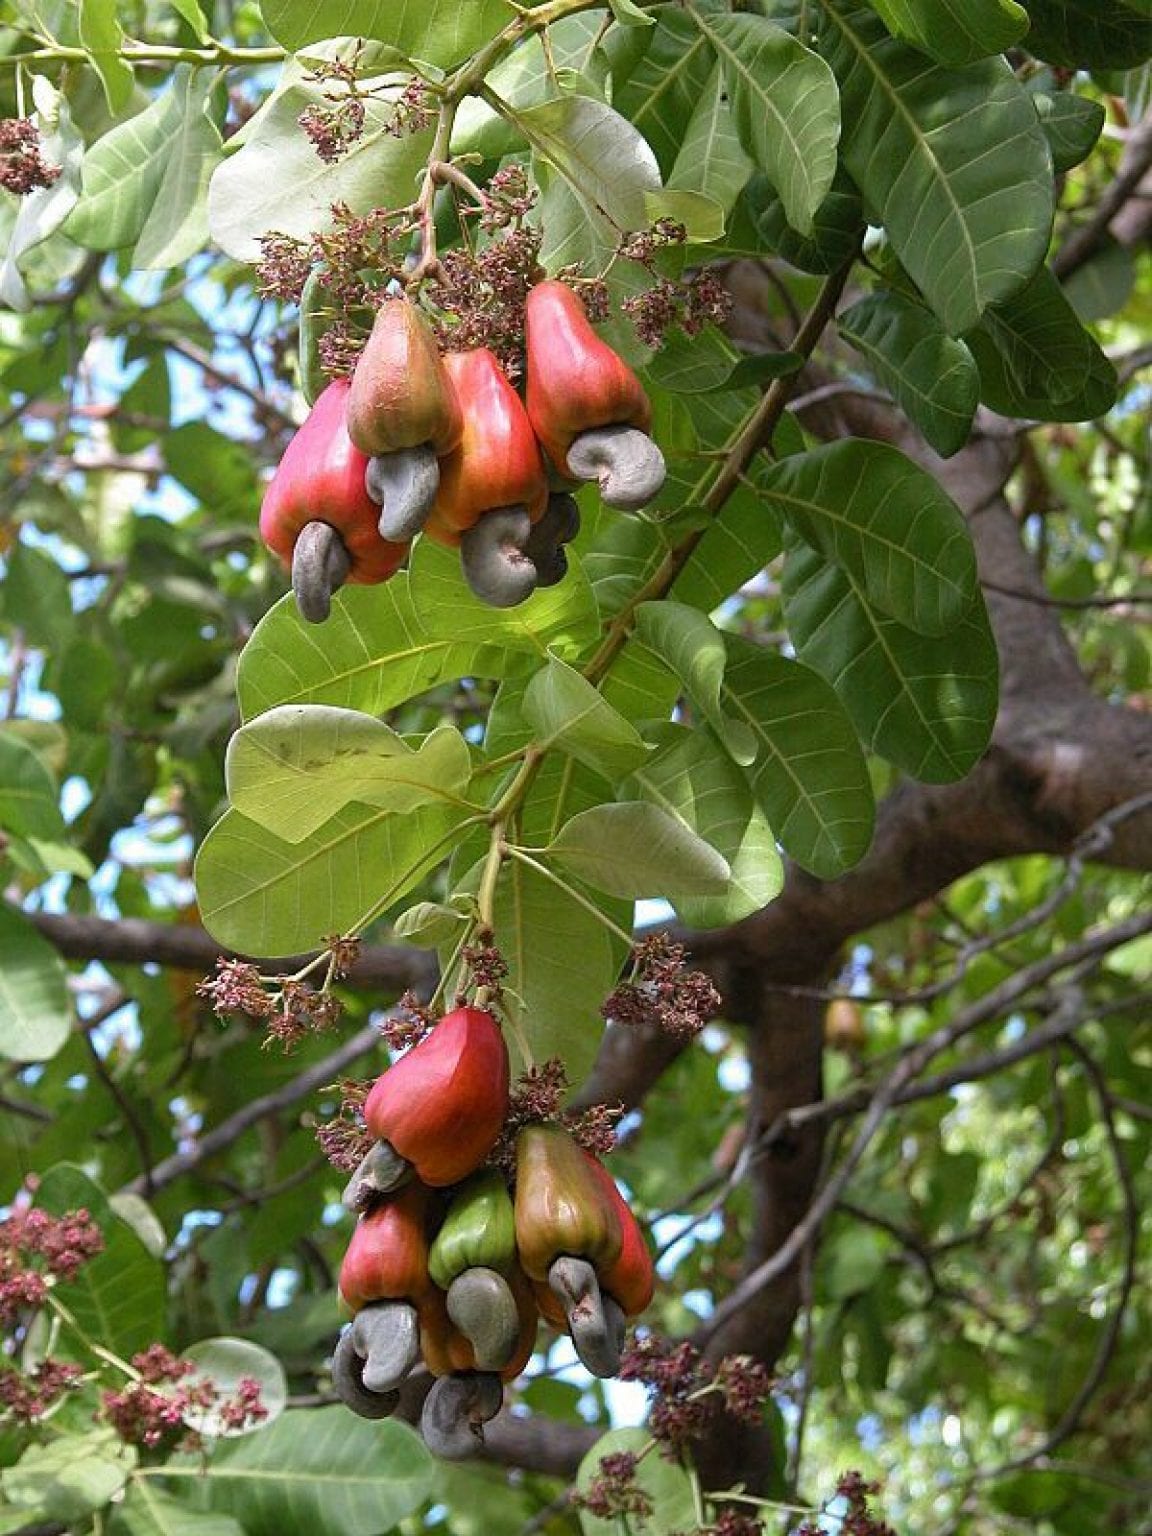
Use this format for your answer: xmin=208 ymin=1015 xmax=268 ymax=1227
xmin=182 ymin=1338 xmax=288 ymax=1437
xmin=0 ymin=902 xmax=71 ymax=1063
xmin=837 ymin=291 xmax=979 ymax=457
xmin=1031 ymin=89 xmax=1107 ymax=172
xmin=79 ymin=0 xmax=135 ymax=111
xmin=2 ymin=1431 xmax=134 ymax=1524
xmin=392 ymin=901 xmax=468 ymax=948
xmin=634 ymin=601 xmax=756 ymax=763
xmin=609 ymin=0 xmax=655 ymax=25
xmin=760 ymin=440 xmax=978 ymax=635
xmin=226 ymin=708 xmax=473 ymax=844
xmin=522 ymin=658 xmax=651 ymax=782
xmin=721 ymin=637 xmax=875 ymax=878
xmin=548 ymin=802 xmax=731 ymax=898
xmin=692 ymin=10 xmax=840 ymax=235
xmin=866 ymin=0 xmax=1029 ymax=66
xmin=643 ymin=187 xmax=725 ymax=241
xmin=171 ymin=0 xmax=211 ymax=43
xmin=0 ymin=728 xmax=66 ymax=839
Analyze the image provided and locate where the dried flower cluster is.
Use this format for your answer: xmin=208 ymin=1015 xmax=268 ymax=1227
xmin=101 ymin=1346 xmax=267 ymax=1451
xmin=376 ymin=990 xmax=437 ymax=1053
xmin=603 ymin=934 xmax=722 ymax=1042
xmin=797 ymin=1472 xmax=896 ymax=1536
xmin=490 ymin=1057 xmax=623 ymax=1173
xmin=315 ymin=1076 xmax=375 ymax=1172
xmin=576 ymin=1450 xmax=655 ymax=1522
xmin=610 ymin=218 xmax=733 ymax=346
xmin=196 ymin=957 xmax=345 ymax=1051
xmin=0 ymin=1205 xmax=104 ymax=1324
xmin=297 ymin=49 xmax=435 ymax=165
xmin=433 ymin=225 xmax=544 ymax=377
xmin=618 ymin=1334 xmax=772 ymax=1454
xmin=0 ymin=1359 xmax=84 ymax=1423
xmin=0 ymin=117 xmax=61 ymax=195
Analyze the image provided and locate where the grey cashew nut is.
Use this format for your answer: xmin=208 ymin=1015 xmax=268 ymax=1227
xmin=365 ymin=447 xmax=440 ymax=542
xmin=331 ymin=1327 xmax=400 ymax=1420
xmin=524 ymin=493 xmax=581 ymax=589
xmin=341 ymin=1139 xmax=411 ymax=1213
xmin=459 ymin=506 xmax=539 ymax=608
xmin=292 ymin=520 xmax=352 ymax=624
xmin=566 ymin=424 xmax=666 ymax=512
xmin=547 ymin=1255 xmax=626 ymax=1378
xmin=420 ymin=1372 xmax=504 ymax=1460
xmin=446 ymin=1267 xmax=520 ymax=1373
xmin=349 ymin=1299 xmax=421 ymax=1394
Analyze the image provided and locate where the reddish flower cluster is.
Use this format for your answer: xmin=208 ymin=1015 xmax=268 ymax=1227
xmin=0 ymin=1205 xmax=104 ymax=1323
xmin=434 ymin=226 xmax=545 ymax=378
xmin=299 ymin=97 xmax=367 ymax=163
xmin=796 ymin=1472 xmax=896 ymax=1536
xmin=0 ymin=117 xmax=61 ymax=195
xmin=315 ymin=1076 xmax=375 ymax=1172
xmin=618 ymin=1334 xmax=772 ymax=1454
xmin=475 ymin=165 xmax=538 ymax=233
xmin=603 ymin=934 xmax=722 ymax=1042
xmin=101 ymin=1349 xmax=267 ymax=1451
xmin=574 ymin=1449 xmax=654 ymax=1521
xmin=490 ymin=1058 xmax=623 ymax=1174
xmin=376 ymin=990 xmax=436 ymax=1052
xmin=0 ymin=1359 xmax=84 ymax=1423
xmin=685 ymin=1513 xmax=765 ymax=1536
xmin=196 ymin=958 xmax=345 ymax=1051
xmin=622 ymin=271 xmax=733 ymax=349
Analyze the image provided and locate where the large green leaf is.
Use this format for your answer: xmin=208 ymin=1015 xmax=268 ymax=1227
xmin=0 ymin=902 xmax=72 ymax=1063
xmin=866 ymin=0 xmax=1029 ymax=66
xmin=721 ymin=636 xmax=875 ymax=877
xmin=260 ymin=0 xmax=508 ymax=62
xmin=837 ymin=291 xmax=979 ymax=457
xmin=1023 ymin=0 xmax=1152 ymax=69
xmin=2 ymin=1431 xmax=133 ymax=1525
xmin=0 ymin=728 xmax=66 ymax=838
xmin=691 ymin=10 xmax=840 ymax=234
xmin=519 ymin=96 xmax=661 ymax=272
xmin=965 ymin=264 xmax=1118 ymax=420
xmin=749 ymin=164 xmax=864 ymax=274
xmin=821 ymin=5 xmax=1053 ymax=333
xmin=236 ymin=551 xmax=597 ymax=722
xmin=165 ymin=1408 xmax=434 ymax=1536
xmin=782 ymin=540 xmax=998 ymax=782
xmin=35 ymin=1164 xmax=167 ymax=1359
xmin=547 ymin=802 xmax=732 ymax=899
xmin=665 ymin=64 xmax=754 ymax=215
xmin=66 ymin=67 xmax=222 ymax=268
xmin=522 ymin=657 xmax=651 ymax=782
xmin=759 ymin=440 xmax=977 ymax=636
xmin=195 ymin=800 xmax=465 ymax=955
xmin=109 ymin=1486 xmax=245 ymax=1536
xmin=634 ymin=601 xmax=756 ymax=763
xmin=621 ymin=726 xmax=783 ymax=926
xmin=226 ymin=708 xmax=474 ymax=843
xmin=207 ymin=80 xmax=433 ymax=261
xmin=610 ymin=8 xmax=718 ymax=174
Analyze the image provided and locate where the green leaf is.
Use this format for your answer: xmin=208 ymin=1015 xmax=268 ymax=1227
xmin=392 ymin=901 xmax=468 ymax=948
xmin=609 ymin=8 xmax=718 ymax=174
xmin=1063 ymin=239 xmax=1136 ymax=323
xmin=79 ymin=0 xmax=135 ymax=112
xmin=182 ymin=1339 xmax=288 ymax=1437
xmin=2 ymin=540 xmax=75 ymax=647
xmin=1031 ymin=89 xmax=1107 ymax=172
xmin=647 ymin=323 xmax=743 ymax=393
xmin=692 ymin=10 xmax=840 ymax=235
xmin=1023 ymin=0 xmax=1152 ymax=69
xmin=621 ymin=725 xmax=782 ymax=926
xmin=171 ymin=0 xmax=211 ymax=43
xmin=721 ymin=636 xmax=875 ymax=878
xmin=609 ymin=0 xmax=655 ymax=26
xmin=577 ymin=1428 xmax=697 ymax=1536
xmin=0 ymin=903 xmax=71 ymax=1063
xmin=0 ymin=728 xmax=65 ymax=839
xmin=759 ymin=440 xmax=978 ymax=635
xmin=236 ymin=552 xmax=597 ymax=722
xmin=226 ymin=708 xmax=473 ymax=844
xmin=965 ymin=263 xmax=1118 ymax=420
xmin=634 ymin=601 xmax=756 ymax=763
xmin=520 ymin=96 xmax=661 ymax=272
xmin=750 ymin=164 xmax=865 ymax=274
xmin=837 ymin=291 xmax=979 ymax=457
xmin=195 ymin=799 xmax=465 ymax=956
xmin=167 ymin=1408 xmax=434 ymax=1536
xmin=865 ymin=0 xmax=1028 ymax=66
xmin=260 ymin=0 xmax=509 ymax=64
xmin=1 ymin=1431 xmax=133 ymax=1524
xmin=782 ymin=540 xmax=998 ymax=782
xmin=109 ymin=1486 xmax=245 ymax=1536
xmin=0 ymin=78 xmax=84 ymax=312
xmin=823 ymin=6 xmax=1053 ymax=333
xmin=164 ymin=422 xmax=262 ymax=521
xmin=665 ymin=64 xmax=754 ymax=215
xmin=522 ymin=658 xmax=651 ymax=782
xmin=643 ymin=186 xmax=725 ymax=241
xmin=35 ymin=1164 xmax=166 ymax=1358
xmin=207 ymin=80 xmax=433 ymax=262
xmin=66 ymin=67 xmax=223 ymax=269
xmin=547 ymin=802 xmax=731 ymax=898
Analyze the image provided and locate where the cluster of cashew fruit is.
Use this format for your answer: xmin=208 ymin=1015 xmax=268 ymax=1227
xmin=259 ymin=281 xmax=667 ymax=619
xmin=332 ymin=1004 xmax=655 ymax=1458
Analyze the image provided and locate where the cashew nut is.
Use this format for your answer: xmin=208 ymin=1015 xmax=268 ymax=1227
xmin=524 ymin=493 xmax=581 ymax=588
xmin=547 ymin=1255 xmax=625 ymax=1378
xmin=349 ymin=1299 xmax=421 ymax=1394
xmin=420 ymin=1372 xmax=504 ymax=1460
xmin=341 ymin=1139 xmax=411 ymax=1213
xmin=331 ymin=1327 xmax=400 ymax=1419
xmin=446 ymin=1267 xmax=521 ymax=1373
xmin=292 ymin=520 xmax=353 ymax=623
xmin=365 ymin=446 xmax=440 ymax=542
xmin=566 ymin=425 xmax=666 ymax=512
xmin=459 ymin=506 xmax=539 ymax=608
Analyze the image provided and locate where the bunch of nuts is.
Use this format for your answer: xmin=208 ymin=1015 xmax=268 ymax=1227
xmin=332 ymin=1004 xmax=655 ymax=1458
xmin=259 ymin=281 xmax=667 ymax=619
